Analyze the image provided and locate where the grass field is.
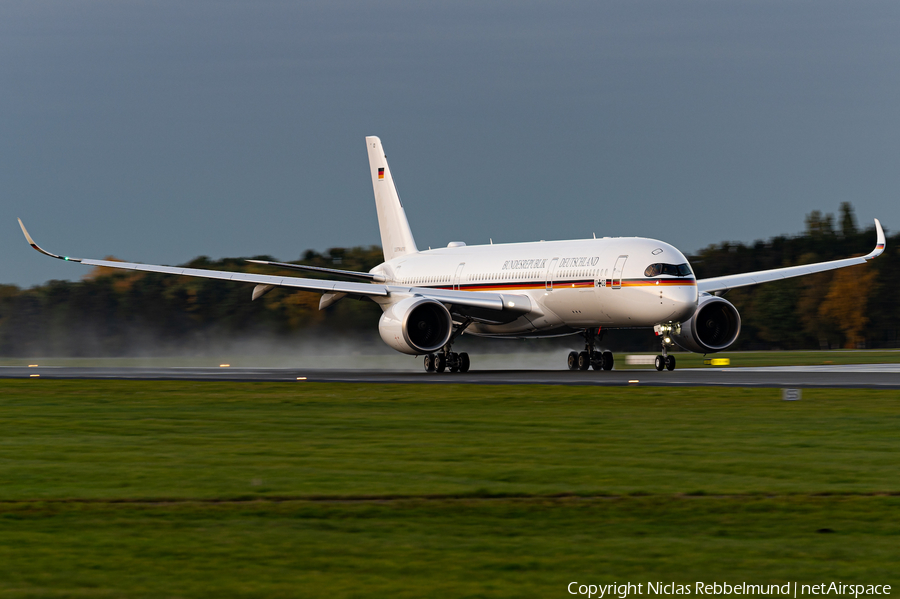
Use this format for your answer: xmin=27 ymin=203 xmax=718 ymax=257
xmin=0 ymin=380 xmax=897 ymax=597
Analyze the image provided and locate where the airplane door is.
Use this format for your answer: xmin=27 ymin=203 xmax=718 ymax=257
xmin=545 ymin=258 xmax=559 ymax=291
xmin=452 ymin=262 xmax=465 ymax=290
xmin=611 ymin=255 xmax=627 ymax=289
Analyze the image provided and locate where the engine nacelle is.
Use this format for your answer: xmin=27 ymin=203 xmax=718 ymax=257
xmin=379 ymin=296 xmax=453 ymax=355
xmin=672 ymin=295 xmax=741 ymax=354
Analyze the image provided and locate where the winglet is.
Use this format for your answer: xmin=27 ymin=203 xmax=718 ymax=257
xmin=17 ymin=218 xmax=81 ymax=262
xmin=864 ymin=218 xmax=886 ymax=260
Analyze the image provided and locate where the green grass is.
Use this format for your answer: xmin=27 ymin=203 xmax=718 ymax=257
xmin=0 ymin=381 xmax=897 ymax=597
xmin=0 ymin=497 xmax=896 ymax=598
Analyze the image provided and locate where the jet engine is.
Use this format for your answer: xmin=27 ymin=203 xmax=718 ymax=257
xmin=672 ymin=295 xmax=741 ymax=354
xmin=379 ymin=296 xmax=453 ymax=355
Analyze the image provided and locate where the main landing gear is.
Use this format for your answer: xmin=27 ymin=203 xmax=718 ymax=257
xmin=424 ymin=350 xmax=470 ymax=373
xmin=567 ymin=328 xmax=614 ymax=371
xmin=653 ymin=323 xmax=677 ymax=371
xmin=424 ymin=319 xmax=472 ymax=374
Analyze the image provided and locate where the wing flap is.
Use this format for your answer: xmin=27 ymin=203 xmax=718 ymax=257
xmin=246 ymin=259 xmax=383 ymax=282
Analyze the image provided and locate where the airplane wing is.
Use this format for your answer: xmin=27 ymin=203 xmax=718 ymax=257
xmin=245 ymin=259 xmax=384 ymax=282
xmin=17 ymin=219 xmax=531 ymax=316
xmin=696 ymin=218 xmax=885 ymax=294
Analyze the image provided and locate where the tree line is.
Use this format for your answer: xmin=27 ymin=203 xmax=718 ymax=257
xmin=0 ymin=203 xmax=895 ymax=356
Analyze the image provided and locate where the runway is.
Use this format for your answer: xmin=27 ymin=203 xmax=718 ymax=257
xmin=4 ymin=363 xmax=900 ymax=388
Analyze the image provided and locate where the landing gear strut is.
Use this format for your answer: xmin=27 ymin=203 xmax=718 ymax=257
xmin=567 ymin=328 xmax=613 ymax=371
xmin=424 ymin=319 xmax=472 ymax=374
xmin=653 ymin=323 xmax=678 ymax=371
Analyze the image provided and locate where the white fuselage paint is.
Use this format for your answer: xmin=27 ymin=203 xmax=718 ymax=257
xmin=372 ymin=237 xmax=699 ymax=337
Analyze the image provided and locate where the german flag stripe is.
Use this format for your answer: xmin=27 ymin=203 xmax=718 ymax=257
xmin=412 ymin=278 xmax=697 ymax=292
xmin=622 ymin=278 xmax=697 ymax=287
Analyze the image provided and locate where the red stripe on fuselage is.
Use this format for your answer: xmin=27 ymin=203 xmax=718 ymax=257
xmin=411 ymin=277 xmax=696 ymax=292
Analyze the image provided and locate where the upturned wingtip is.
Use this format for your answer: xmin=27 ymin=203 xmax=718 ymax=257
xmin=866 ymin=218 xmax=886 ymax=260
xmin=16 ymin=219 xmax=81 ymax=262
xmin=17 ymin=218 xmax=36 ymax=246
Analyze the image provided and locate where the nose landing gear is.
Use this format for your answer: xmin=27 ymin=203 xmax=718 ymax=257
xmin=567 ymin=328 xmax=614 ymax=371
xmin=653 ymin=323 xmax=678 ymax=371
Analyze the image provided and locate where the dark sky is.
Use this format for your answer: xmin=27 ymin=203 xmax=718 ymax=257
xmin=5 ymin=0 xmax=899 ymax=287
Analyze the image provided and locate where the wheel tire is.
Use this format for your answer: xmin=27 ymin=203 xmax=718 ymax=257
xmin=459 ymin=352 xmax=470 ymax=373
xmin=665 ymin=355 xmax=676 ymax=371
xmin=449 ymin=352 xmax=459 ymax=373
xmin=655 ymin=355 xmax=665 ymax=371
xmin=578 ymin=351 xmax=590 ymax=370
xmin=435 ymin=353 xmax=447 ymax=373
xmin=602 ymin=351 xmax=614 ymax=371
xmin=567 ymin=351 xmax=579 ymax=371
xmin=590 ymin=351 xmax=602 ymax=370
xmin=424 ymin=354 xmax=435 ymax=372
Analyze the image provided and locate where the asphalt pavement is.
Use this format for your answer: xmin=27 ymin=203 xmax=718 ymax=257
xmin=4 ymin=363 xmax=900 ymax=388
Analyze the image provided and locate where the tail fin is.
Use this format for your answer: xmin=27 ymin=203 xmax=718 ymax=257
xmin=366 ymin=136 xmax=418 ymax=261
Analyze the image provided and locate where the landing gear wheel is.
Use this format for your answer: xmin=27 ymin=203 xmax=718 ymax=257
xmin=424 ymin=354 xmax=435 ymax=372
xmin=665 ymin=355 xmax=676 ymax=371
xmin=458 ymin=352 xmax=470 ymax=373
xmin=577 ymin=351 xmax=590 ymax=371
xmin=449 ymin=352 xmax=460 ymax=373
xmin=601 ymin=351 xmax=614 ymax=371
xmin=435 ymin=353 xmax=447 ymax=373
xmin=567 ymin=351 xmax=579 ymax=371
xmin=590 ymin=351 xmax=602 ymax=370
xmin=655 ymin=355 xmax=665 ymax=371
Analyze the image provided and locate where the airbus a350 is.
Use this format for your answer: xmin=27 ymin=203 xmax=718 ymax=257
xmin=19 ymin=136 xmax=885 ymax=372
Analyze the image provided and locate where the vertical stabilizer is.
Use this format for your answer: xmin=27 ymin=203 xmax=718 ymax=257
xmin=366 ymin=136 xmax=418 ymax=261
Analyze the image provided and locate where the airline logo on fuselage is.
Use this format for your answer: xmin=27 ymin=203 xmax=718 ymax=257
xmin=501 ymin=256 xmax=600 ymax=270
xmin=558 ymin=256 xmax=600 ymax=268
xmin=502 ymin=258 xmax=547 ymax=270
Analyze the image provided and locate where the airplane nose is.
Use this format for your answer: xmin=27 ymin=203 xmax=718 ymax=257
xmin=669 ymin=284 xmax=699 ymax=322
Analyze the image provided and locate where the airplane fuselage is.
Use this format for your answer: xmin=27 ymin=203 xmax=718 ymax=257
xmin=372 ymin=236 xmax=699 ymax=337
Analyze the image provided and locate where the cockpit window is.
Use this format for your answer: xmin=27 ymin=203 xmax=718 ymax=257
xmin=644 ymin=263 xmax=692 ymax=277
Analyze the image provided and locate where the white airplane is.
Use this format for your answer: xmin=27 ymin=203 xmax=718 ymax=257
xmin=19 ymin=136 xmax=885 ymax=373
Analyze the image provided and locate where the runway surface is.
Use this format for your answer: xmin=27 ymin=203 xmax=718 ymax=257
xmin=4 ymin=363 xmax=900 ymax=388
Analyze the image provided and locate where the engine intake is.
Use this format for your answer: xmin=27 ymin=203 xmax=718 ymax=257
xmin=379 ymin=296 xmax=453 ymax=355
xmin=672 ymin=295 xmax=741 ymax=354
